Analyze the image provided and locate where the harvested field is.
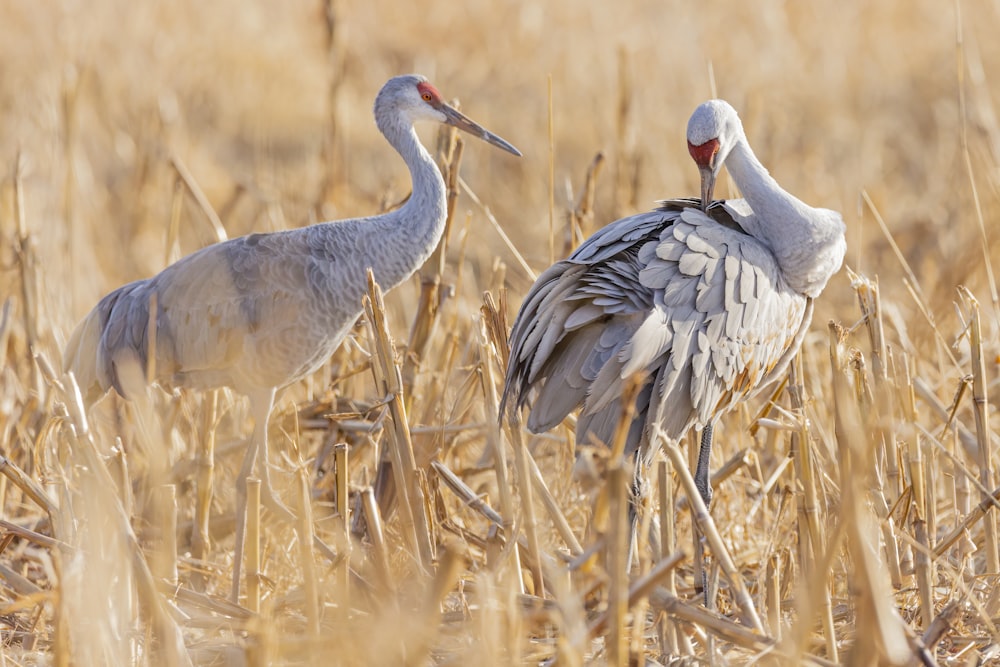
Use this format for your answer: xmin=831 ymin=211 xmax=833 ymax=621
xmin=1 ymin=0 xmax=1000 ymax=664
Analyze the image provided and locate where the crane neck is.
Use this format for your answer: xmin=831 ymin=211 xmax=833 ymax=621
xmin=723 ymin=133 xmax=846 ymax=297
xmin=371 ymin=112 xmax=448 ymax=291
xmin=724 ymin=137 xmax=811 ymax=224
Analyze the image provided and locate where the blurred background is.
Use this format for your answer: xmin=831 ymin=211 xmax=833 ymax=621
xmin=3 ymin=0 xmax=998 ymax=344
xmin=2 ymin=0 xmax=999 ymax=662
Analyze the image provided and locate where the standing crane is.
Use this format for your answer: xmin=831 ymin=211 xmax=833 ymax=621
xmin=501 ymin=99 xmax=845 ymax=523
xmin=63 ymin=74 xmax=521 ymax=599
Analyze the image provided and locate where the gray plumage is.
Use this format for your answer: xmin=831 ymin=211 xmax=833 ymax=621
xmin=63 ymin=74 xmax=520 ymax=600
xmin=501 ymin=99 xmax=845 ymax=508
xmin=65 ymin=74 xmax=520 ymax=405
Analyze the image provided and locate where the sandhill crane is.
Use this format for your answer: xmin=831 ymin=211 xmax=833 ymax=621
xmin=63 ymin=74 xmax=521 ymax=599
xmin=501 ymin=99 xmax=845 ymax=521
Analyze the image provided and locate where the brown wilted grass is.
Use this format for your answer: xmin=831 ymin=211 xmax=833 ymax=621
xmin=2 ymin=0 xmax=1000 ymax=664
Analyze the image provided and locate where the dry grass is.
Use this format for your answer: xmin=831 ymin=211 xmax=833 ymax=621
xmin=2 ymin=0 xmax=1000 ymax=664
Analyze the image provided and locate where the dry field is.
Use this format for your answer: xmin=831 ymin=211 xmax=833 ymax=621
xmin=2 ymin=0 xmax=1000 ymax=664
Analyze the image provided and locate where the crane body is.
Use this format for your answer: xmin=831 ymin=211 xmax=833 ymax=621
xmin=502 ymin=100 xmax=845 ymax=512
xmin=64 ymin=74 xmax=521 ymax=600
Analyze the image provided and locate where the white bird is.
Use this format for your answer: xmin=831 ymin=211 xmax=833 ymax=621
xmin=501 ymin=99 xmax=845 ymax=516
xmin=63 ymin=73 xmax=521 ymax=599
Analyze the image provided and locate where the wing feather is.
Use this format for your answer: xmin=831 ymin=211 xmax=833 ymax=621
xmin=502 ymin=209 xmax=676 ymax=424
xmin=65 ymin=228 xmax=369 ymax=400
xmin=503 ymin=199 xmax=817 ymax=467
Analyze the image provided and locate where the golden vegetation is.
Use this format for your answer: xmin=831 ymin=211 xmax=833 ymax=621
xmin=2 ymin=0 xmax=1000 ymax=664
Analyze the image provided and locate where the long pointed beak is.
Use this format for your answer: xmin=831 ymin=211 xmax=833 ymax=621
xmin=699 ymin=167 xmax=715 ymax=211
xmin=441 ymin=104 xmax=522 ymax=157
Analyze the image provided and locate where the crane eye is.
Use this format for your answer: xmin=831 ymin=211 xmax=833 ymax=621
xmin=417 ymin=82 xmax=442 ymax=105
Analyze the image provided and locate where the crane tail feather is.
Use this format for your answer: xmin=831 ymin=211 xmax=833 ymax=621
xmin=63 ymin=305 xmax=107 ymax=406
xmin=63 ymin=279 xmax=155 ymax=406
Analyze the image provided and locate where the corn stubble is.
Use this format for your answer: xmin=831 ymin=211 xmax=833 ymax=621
xmin=2 ymin=2 xmax=1000 ymax=664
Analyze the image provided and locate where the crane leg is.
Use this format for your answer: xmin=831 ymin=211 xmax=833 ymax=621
xmin=626 ymin=453 xmax=652 ymax=571
xmin=692 ymin=424 xmax=716 ymax=609
xmin=256 ymin=423 xmax=295 ymax=523
xmin=693 ymin=424 xmax=714 ymax=508
xmin=231 ymin=387 xmax=294 ymax=602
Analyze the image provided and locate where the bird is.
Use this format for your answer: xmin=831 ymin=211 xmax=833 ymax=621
xmin=63 ymin=73 xmax=521 ymax=600
xmin=501 ymin=98 xmax=845 ymax=522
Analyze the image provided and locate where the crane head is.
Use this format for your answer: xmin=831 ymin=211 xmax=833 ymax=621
xmin=686 ymin=99 xmax=742 ymax=210
xmin=688 ymin=138 xmax=720 ymax=211
xmin=376 ymin=74 xmax=521 ymax=157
